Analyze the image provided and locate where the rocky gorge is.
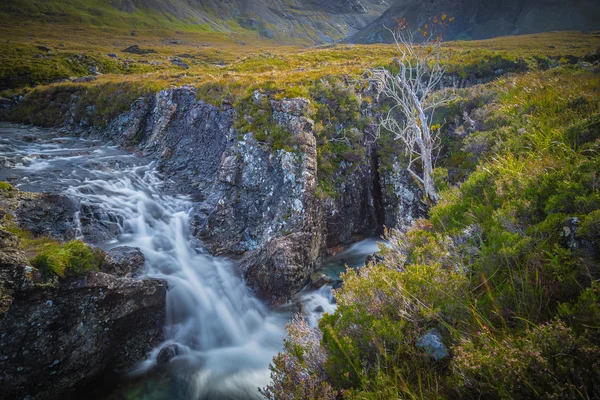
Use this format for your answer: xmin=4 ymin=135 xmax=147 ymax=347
xmin=2 ymin=47 xmax=567 ymax=396
xmin=9 ymin=85 xmax=424 ymax=306
xmin=0 ymin=83 xmax=425 ymax=398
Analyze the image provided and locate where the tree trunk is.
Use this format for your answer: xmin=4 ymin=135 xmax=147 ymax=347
xmin=422 ymin=146 xmax=438 ymax=203
xmin=420 ymin=123 xmax=438 ymax=203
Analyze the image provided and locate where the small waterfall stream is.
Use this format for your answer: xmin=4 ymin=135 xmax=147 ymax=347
xmin=0 ymin=125 xmax=380 ymax=399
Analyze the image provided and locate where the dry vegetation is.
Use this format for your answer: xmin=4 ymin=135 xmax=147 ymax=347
xmin=2 ymin=24 xmax=599 ymax=96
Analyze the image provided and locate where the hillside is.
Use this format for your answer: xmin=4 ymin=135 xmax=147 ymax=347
xmin=0 ymin=0 xmax=387 ymax=44
xmin=350 ymin=0 xmax=600 ymax=43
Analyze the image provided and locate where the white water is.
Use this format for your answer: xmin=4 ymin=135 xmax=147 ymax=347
xmin=66 ymin=166 xmax=291 ymax=399
xmin=295 ymin=239 xmax=384 ymax=327
xmin=0 ymin=126 xmax=381 ymax=399
xmin=1 ymin=127 xmax=288 ymax=399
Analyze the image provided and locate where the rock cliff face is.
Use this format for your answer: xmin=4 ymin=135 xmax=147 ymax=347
xmin=5 ymin=85 xmax=424 ymax=306
xmin=92 ymin=88 xmax=331 ymax=304
xmin=0 ymin=192 xmax=167 ymax=400
xmin=0 ymin=268 xmax=166 ymax=400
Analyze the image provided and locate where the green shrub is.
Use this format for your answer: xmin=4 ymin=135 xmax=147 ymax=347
xmin=31 ymin=240 xmax=104 ymax=278
xmin=315 ymin=261 xmax=468 ymax=396
xmin=453 ymin=320 xmax=600 ymax=399
xmin=558 ymin=284 xmax=600 ymax=337
xmin=267 ymin=66 xmax=600 ymax=399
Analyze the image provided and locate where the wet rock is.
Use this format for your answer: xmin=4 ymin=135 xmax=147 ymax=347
xmin=76 ymin=203 xmax=123 ymax=243
xmin=309 ymin=272 xmax=330 ymax=289
xmin=72 ymin=75 xmax=97 ymax=83
xmin=332 ymin=280 xmax=344 ymax=290
xmin=16 ymin=193 xmax=77 ymax=240
xmin=156 ymin=343 xmax=183 ymax=364
xmin=21 ymin=134 xmax=39 ymax=142
xmin=103 ymin=246 xmax=145 ymax=277
xmin=416 ymin=328 xmax=449 ymax=361
xmin=122 ymin=45 xmax=156 ymax=55
xmin=561 ymin=217 xmax=580 ymax=250
xmin=241 ymin=233 xmax=316 ymax=306
xmin=365 ymin=253 xmax=384 ymax=265
xmin=313 ymin=305 xmax=325 ymax=313
xmin=0 ymin=271 xmax=167 ymax=400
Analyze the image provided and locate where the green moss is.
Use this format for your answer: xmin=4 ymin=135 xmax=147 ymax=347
xmin=0 ymin=181 xmax=15 ymax=197
xmin=31 ymin=240 xmax=104 ymax=278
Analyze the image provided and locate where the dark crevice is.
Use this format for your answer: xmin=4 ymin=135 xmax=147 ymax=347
xmin=371 ymin=148 xmax=386 ymax=236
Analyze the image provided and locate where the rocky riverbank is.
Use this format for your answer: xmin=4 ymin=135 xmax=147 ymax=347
xmin=0 ymin=187 xmax=167 ymax=400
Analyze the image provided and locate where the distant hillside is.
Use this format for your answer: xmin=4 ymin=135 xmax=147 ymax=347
xmin=350 ymin=0 xmax=600 ymax=43
xmin=0 ymin=0 xmax=388 ymax=43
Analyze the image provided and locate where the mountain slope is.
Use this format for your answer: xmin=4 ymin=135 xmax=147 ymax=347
xmin=0 ymin=0 xmax=388 ymax=43
xmin=350 ymin=0 xmax=600 ymax=43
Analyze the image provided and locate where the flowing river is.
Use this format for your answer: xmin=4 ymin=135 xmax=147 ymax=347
xmin=0 ymin=125 xmax=380 ymax=400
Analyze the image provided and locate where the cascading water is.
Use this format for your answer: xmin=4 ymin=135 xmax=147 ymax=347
xmin=64 ymin=164 xmax=290 ymax=399
xmin=0 ymin=125 xmax=381 ymax=399
xmin=1 ymin=126 xmax=288 ymax=399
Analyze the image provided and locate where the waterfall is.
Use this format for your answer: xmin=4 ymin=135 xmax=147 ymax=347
xmin=0 ymin=126 xmax=379 ymax=399
xmin=1 ymin=127 xmax=288 ymax=399
xmin=63 ymin=157 xmax=289 ymax=400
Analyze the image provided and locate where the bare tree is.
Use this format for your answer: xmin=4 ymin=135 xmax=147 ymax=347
xmin=370 ymin=16 xmax=454 ymax=203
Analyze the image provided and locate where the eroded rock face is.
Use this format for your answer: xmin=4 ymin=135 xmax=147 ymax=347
xmin=49 ymin=86 xmax=421 ymax=305
xmin=13 ymin=192 xmax=122 ymax=244
xmin=381 ymin=158 xmax=427 ymax=233
xmin=16 ymin=193 xmax=77 ymax=240
xmin=104 ymin=246 xmax=146 ymax=277
xmin=0 ymin=271 xmax=166 ymax=400
xmin=323 ymin=146 xmax=383 ymax=247
xmin=240 ymin=232 xmax=315 ymax=306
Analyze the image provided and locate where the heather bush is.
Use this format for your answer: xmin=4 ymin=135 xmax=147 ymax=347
xmin=266 ymin=66 xmax=600 ymax=399
xmin=262 ymin=317 xmax=335 ymax=400
xmin=316 ymin=260 xmax=468 ymax=397
xmin=453 ymin=320 xmax=600 ymax=399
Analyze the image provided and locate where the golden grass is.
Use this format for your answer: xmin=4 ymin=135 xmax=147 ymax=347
xmin=2 ymin=25 xmax=599 ymax=105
